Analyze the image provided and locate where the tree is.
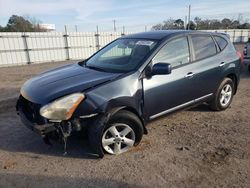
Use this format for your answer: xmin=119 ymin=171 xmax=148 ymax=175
xmin=231 ymin=20 xmax=240 ymax=29
xmin=209 ymin=19 xmax=221 ymax=29
xmin=151 ymin=18 xmax=185 ymax=30
xmin=221 ymin=18 xmax=232 ymax=29
xmin=0 ymin=15 xmax=48 ymax=32
xmin=24 ymin=15 xmax=46 ymax=31
xmin=162 ymin=18 xmax=176 ymax=29
xmin=188 ymin=21 xmax=196 ymax=30
xmin=174 ymin=19 xmax=184 ymax=29
xmin=194 ymin=17 xmax=202 ymax=24
xmin=152 ymin=23 xmax=163 ymax=30
xmin=6 ymin=15 xmax=34 ymax=32
xmin=6 ymin=15 xmax=33 ymax=31
xmin=194 ymin=17 xmax=203 ymax=29
xmin=238 ymin=22 xmax=250 ymax=29
xmin=153 ymin=17 xmax=250 ymax=30
xmin=0 ymin=15 xmax=49 ymax=32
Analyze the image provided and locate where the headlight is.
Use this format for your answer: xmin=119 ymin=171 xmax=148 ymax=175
xmin=40 ymin=93 xmax=85 ymax=120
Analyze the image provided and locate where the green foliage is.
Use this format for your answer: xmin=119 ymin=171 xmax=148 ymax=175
xmin=6 ymin=15 xmax=34 ymax=32
xmin=0 ymin=15 xmax=46 ymax=32
xmin=194 ymin=17 xmax=250 ymax=30
xmin=152 ymin=18 xmax=185 ymax=30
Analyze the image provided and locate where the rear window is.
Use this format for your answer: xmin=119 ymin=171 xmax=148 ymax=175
xmin=214 ymin=36 xmax=228 ymax=51
xmin=191 ymin=36 xmax=217 ymax=61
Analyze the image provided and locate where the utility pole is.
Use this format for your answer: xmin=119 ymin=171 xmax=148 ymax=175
xmin=145 ymin=25 xmax=147 ymax=32
xmin=64 ymin=25 xmax=68 ymax=33
xmin=75 ymin=25 xmax=78 ymax=32
xmin=96 ymin=25 xmax=99 ymax=34
xmin=113 ymin=20 xmax=116 ymax=32
xmin=185 ymin=16 xmax=187 ymax=30
xmin=188 ymin=5 xmax=191 ymax=30
xmin=122 ymin=26 xmax=125 ymax=34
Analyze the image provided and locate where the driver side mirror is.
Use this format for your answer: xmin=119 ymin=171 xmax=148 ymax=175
xmin=145 ymin=63 xmax=172 ymax=77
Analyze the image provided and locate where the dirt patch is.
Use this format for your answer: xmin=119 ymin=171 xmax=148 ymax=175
xmin=130 ymin=139 xmax=152 ymax=153
xmin=2 ymin=160 xmax=17 ymax=170
xmin=203 ymin=147 xmax=230 ymax=165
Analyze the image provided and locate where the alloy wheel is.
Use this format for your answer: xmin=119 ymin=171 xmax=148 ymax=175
xmin=102 ymin=123 xmax=135 ymax=155
xmin=219 ymin=84 xmax=232 ymax=107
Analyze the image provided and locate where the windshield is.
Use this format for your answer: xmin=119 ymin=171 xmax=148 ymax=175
xmin=85 ymin=38 xmax=157 ymax=73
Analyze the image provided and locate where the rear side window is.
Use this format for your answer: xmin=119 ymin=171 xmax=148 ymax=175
xmin=191 ymin=36 xmax=217 ymax=61
xmin=214 ymin=36 xmax=228 ymax=51
xmin=153 ymin=37 xmax=190 ymax=67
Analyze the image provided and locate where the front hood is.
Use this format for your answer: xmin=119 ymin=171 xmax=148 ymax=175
xmin=21 ymin=63 xmax=121 ymax=104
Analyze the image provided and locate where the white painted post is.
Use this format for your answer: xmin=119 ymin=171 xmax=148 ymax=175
xmin=64 ymin=25 xmax=70 ymax=60
xmin=22 ymin=32 xmax=31 ymax=64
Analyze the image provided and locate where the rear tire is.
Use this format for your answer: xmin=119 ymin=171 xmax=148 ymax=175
xmin=209 ymin=78 xmax=234 ymax=111
xmin=88 ymin=110 xmax=143 ymax=157
xmin=248 ymin=65 xmax=250 ymax=71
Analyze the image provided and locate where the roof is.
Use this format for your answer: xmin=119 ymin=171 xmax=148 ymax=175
xmin=122 ymin=30 xmax=217 ymax=40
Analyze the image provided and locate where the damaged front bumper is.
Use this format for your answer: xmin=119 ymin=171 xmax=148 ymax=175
xmin=16 ymin=95 xmax=103 ymax=156
xmin=16 ymin=95 xmax=57 ymax=137
xmin=18 ymin=108 xmax=56 ymax=137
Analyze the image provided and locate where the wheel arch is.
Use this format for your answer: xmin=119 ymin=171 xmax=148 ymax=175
xmin=106 ymin=106 xmax=148 ymax=135
xmin=225 ymin=73 xmax=238 ymax=94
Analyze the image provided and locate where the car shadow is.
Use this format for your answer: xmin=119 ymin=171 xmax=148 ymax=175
xmin=187 ymin=103 xmax=212 ymax=112
xmin=241 ymin=62 xmax=250 ymax=79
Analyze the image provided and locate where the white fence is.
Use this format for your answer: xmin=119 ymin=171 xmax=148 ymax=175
xmin=0 ymin=29 xmax=249 ymax=67
xmin=204 ymin=29 xmax=250 ymax=43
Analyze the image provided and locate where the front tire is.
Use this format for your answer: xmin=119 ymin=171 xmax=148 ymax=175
xmin=88 ymin=110 xmax=143 ymax=157
xmin=209 ymin=78 xmax=234 ymax=111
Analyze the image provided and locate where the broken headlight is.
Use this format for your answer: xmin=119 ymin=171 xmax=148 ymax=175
xmin=40 ymin=93 xmax=85 ymax=120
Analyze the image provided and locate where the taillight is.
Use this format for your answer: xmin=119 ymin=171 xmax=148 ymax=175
xmin=236 ymin=51 xmax=243 ymax=64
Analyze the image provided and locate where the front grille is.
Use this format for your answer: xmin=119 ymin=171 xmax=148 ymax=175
xmin=18 ymin=95 xmax=46 ymax=125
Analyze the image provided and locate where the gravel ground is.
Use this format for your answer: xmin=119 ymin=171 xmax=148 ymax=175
xmin=0 ymin=45 xmax=249 ymax=188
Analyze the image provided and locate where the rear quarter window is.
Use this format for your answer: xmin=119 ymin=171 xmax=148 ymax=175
xmin=214 ymin=36 xmax=228 ymax=51
xmin=191 ymin=35 xmax=217 ymax=61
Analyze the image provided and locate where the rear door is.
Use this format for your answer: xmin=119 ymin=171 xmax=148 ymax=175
xmin=189 ymin=34 xmax=221 ymax=97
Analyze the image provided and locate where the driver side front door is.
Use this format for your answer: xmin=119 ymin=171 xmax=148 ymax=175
xmin=143 ymin=36 xmax=198 ymax=120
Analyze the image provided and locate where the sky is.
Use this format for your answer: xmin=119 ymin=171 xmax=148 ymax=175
xmin=0 ymin=0 xmax=250 ymax=32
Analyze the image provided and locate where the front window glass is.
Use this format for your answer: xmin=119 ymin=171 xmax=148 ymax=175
xmin=86 ymin=39 xmax=157 ymax=73
xmin=153 ymin=37 xmax=190 ymax=67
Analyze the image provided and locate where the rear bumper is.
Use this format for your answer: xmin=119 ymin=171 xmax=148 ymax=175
xmin=18 ymin=108 xmax=56 ymax=137
xmin=244 ymin=56 xmax=250 ymax=60
xmin=243 ymin=58 xmax=250 ymax=68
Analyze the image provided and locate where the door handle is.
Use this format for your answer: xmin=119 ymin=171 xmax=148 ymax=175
xmin=185 ymin=72 xmax=195 ymax=78
xmin=219 ymin=62 xmax=226 ymax=67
